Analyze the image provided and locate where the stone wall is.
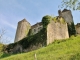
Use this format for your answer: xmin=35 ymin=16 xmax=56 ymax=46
xmin=47 ymin=21 xmax=69 ymax=45
xmin=14 ymin=19 xmax=31 ymax=42
xmin=59 ymin=9 xmax=73 ymax=25
xmin=75 ymin=23 xmax=80 ymax=34
xmin=30 ymin=22 xmax=43 ymax=35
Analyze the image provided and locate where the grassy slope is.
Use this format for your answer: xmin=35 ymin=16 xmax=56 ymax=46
xmin=0 ymin=44 xmax=3 ymax=52
xmin=1 ymin=35 xmax=80 ymax=60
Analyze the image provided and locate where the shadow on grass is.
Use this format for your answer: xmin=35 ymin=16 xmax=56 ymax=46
xmin=0 ymin=52 xmax=23 ymax=59
xmin=0 ymin=53 xmax=12 ymax=59
xmin=69 ymin=53 xmax=80 ymax=60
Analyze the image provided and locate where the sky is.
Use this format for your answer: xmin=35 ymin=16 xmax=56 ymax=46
xmin=0 ymin=0 xmax=80 ymax=44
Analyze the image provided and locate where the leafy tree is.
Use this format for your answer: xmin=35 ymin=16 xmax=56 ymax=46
xmin=68 ymin=23 xmax=76 ymax=37
xmin=60 ymin=0 xmax=80 ymax=10
xmin=0 ymin=29 xmax=6 ymax=43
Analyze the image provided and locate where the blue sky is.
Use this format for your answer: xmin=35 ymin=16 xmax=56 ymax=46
xmin=0 ymin=0 xmax=80 ymax=44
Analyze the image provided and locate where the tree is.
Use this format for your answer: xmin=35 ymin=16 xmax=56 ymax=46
xmin=60 ymin=0 xmax=80 ymax=10
xmin=0 ymin=29 xmax=6 ymax=44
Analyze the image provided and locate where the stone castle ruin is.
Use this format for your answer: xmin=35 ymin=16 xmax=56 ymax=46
xmin=58 ymin=9 xmax=73 ymax=25
xmin=14 ymin=9 xmax=74 ymax=44
xmin=30 ymin=22 xmax=43 ymax=35
xmin=75 ymin=23 xmax=80 ymax=34
xmin=14 ymin=19 xmax=31 ymax=42
xmin=14 ymin=9 xmax=71 ymax=45
xmin=5 ymin=9 xmax=80 ymax=54
xmin=47 ymin=20 xmax=69 ymax=45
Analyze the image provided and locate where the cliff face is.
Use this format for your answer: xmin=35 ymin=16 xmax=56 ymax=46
xmin=47 ymin=21 xmax=69 ymax=45
xmin=14 ymin=19 xmax=31 ymax=42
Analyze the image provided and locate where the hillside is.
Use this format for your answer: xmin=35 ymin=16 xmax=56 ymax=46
xmin=0 ymin=44 xmax=3 ymax=52
xmin=1 ymin=35 xmax=80 ymax=60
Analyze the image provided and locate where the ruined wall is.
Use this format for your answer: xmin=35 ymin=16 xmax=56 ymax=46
xmin=30 ymin=22 xmax=43 ymax=35
xmin=59 ymin=9 xmax=73 ymax=25
xmin=47 ymin=21 xmax=69 ymax=45
xmin=14 ymin=19 xmax=31 ymax=42
xmin=75 ymin=23 xmax=80 ymax=34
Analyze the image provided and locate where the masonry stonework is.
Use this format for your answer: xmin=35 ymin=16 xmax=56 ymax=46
xmin=9 ymin=9 xmax=80 ymax=54
xmin=14 ymin=19 xmax=31 ymax=42
xmin=47 ymin=21 xmax=69 ymax=45
xmin=75 ymin=23 xmax=80 ymax=34
xmin=30 ymin=22 xmax=43 ymax=35
xmin=58 ymin=9 xmax=73 ymax=25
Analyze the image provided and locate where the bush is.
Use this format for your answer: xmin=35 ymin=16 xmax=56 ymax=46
xmin=42 ymin=15 xmax=52 ymax=28
xmin=68 ymin=22 xmax=76 ymax=37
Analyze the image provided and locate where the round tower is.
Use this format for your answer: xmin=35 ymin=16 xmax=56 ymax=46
xmin=14 ymin=19 xmax=31 ymax=42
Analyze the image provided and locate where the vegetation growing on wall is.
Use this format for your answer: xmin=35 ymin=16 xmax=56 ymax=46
xmin=5 ymin=15 xmax=52 ymax=53
xmin=42 ymin=15 xmax=66 ymax=28
xmin=42 ymin=15 xmax=52 ymax=29
xmin=68 ymin=22 xmax=76 ymax=37
xmin=5 ymin=28 xmax=47 ymax=54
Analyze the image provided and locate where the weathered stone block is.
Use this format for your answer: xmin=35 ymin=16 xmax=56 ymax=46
xmin=14 ymin=19 xmax=31 ymax=42
xmin=47 ymin=21 xmax=69 ymax=45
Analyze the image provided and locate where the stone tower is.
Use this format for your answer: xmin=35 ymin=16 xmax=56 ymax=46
xmin=14 ymin=19 xmax=31 ymax=42
xmin=75 ymin=23 xmax=80 ymax=34
xmin=58 ymin=9 xmax=73 ymax=25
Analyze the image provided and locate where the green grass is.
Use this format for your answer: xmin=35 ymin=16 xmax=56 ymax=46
xmin=0 ymin=44 xmax=3 ymax=57
xmin=0 ymin=43 xmax=3 ymax=52
xmin=1 ymin=35 xmax=80 ymax=60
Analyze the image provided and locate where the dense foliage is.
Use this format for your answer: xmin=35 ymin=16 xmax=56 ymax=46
xmin=68 ymin=22 xmax=76 ymax=37
xmin=60 ymin=0 xmax=80 ymax=10
xmin=42 ymin=15 xmax=52 ymax=28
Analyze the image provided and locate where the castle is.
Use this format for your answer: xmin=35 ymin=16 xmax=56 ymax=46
xmin=14 ymin=9 xmax=74 ymax=44
xmin=5 ymin=9 xmax=80 ymax=53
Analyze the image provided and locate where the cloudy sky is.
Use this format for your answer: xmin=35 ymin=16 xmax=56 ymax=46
xmin=0 ymin=0 xmax=80 ymax=44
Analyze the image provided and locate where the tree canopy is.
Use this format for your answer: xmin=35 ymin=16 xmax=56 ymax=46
xmin=60 ymin=0 xmax=80 ymax=10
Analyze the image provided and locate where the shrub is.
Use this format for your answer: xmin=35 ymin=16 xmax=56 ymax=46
xmin=68 ymin=22 xmax=76 ymax=37
xmin=42 ymin=15 xmax=52 ymax=28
